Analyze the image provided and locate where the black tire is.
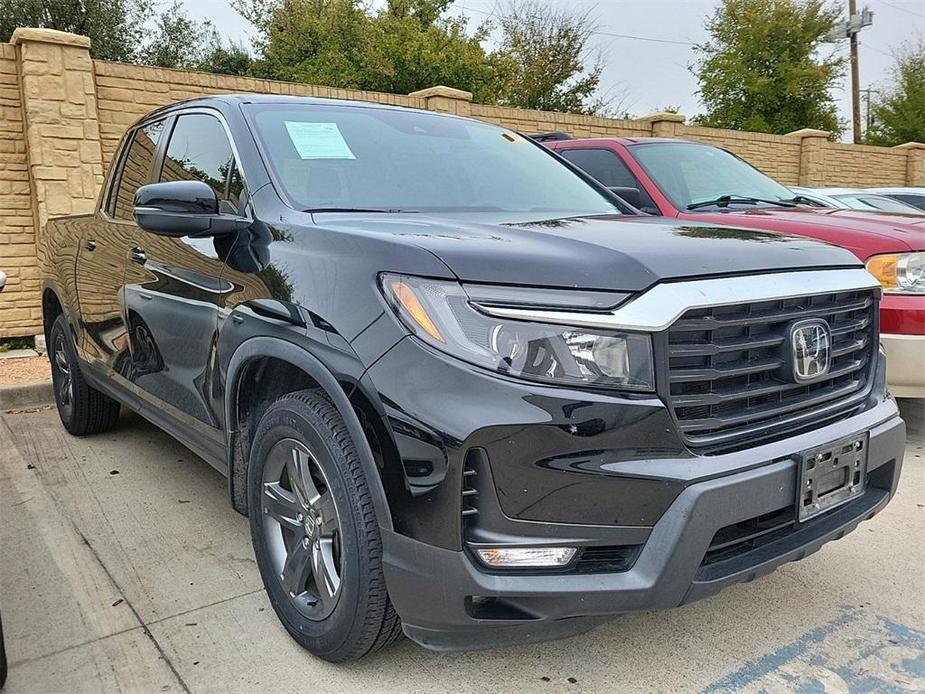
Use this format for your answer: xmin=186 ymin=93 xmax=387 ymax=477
xmin=48 ymin=314 xmax=120 ymax=436
xmin=247 ymin=389 xmax=402 ymax=662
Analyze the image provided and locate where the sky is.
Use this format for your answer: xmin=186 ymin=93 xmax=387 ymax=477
xmin=178 ymin=0 xmax=924 ymax=141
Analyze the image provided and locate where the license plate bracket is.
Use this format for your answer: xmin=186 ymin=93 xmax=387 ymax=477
xmin=797 ymin=435 xmax=868 ymax=522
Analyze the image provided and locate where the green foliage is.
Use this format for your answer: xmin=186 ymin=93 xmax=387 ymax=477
xmin=234 ymin=0 xmax=605 ymax=113
xmin=0 ymin=0 xmax=153 ymax=62
xmin=0 ymin=337 xmax=34 ymax=353
xmin=198 ymin=42 xmax=254 ymax=76
xmin=238 ymin=0 xmax=498 ymax=101
xmin=865 ymin=41 xmax=925 ymax=146
xmin=138 ymin=1 xmax=218 ymax=69
xmin=0 ymin=0 xmax=252 ymax=75
xmin=138 ymin=1 xmax=253 ymax=74
xmin=490 ymin=1 xmax=604 ymax=114
xmin=691 ymin=0 xmax=844 ymax=136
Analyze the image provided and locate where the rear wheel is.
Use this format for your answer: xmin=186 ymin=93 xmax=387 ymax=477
xmin=247 ymin=389 xmax=402 ymax=662
xmin=49 ymin=314 xmax=120 ymax=436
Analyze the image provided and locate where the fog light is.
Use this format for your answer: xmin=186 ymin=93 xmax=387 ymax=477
xmin=475 ymin=547 xmax=577 ymax=568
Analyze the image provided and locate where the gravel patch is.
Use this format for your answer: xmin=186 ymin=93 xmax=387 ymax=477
xmin=0 ymin=355 xmax=50 ymax=385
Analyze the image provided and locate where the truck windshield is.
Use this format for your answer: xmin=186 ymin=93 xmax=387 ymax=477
xmin=631 ymin=141 xmax=795 ymax=210
xmin=244 ymin=103 xmax=620 ymax=221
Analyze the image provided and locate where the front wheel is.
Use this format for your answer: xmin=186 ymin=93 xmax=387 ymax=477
xmin=247 ymin=389 xmax=402 ymax=662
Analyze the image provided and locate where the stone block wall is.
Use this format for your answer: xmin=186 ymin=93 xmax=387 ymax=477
xmin=0 ymin=43 xmax=40 ymax=337
xmin=0 ymin=28 xmax=923 ymax=339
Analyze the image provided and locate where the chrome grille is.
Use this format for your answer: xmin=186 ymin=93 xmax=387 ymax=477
xmin=665 ymin=289 xmax=877 ymax=452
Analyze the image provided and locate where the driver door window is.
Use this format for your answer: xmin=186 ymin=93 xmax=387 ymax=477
xmin=159 ymin=113 xmax=242 ymax=213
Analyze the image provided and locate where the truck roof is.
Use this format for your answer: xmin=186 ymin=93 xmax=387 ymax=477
xmin=137 ymin=93 xmax=442 ymax=122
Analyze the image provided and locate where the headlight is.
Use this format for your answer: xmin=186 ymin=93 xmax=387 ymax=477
xmin=866 ymin=252 xmax=925 ymax=294
xmin=380 ymin=274 xmax=655 ymax=391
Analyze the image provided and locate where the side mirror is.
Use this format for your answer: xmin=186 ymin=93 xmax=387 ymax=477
xmin=133 ymin=181 xmax=250 ymax=237
xmin=607 ymin=186 xmax=642 ymax=209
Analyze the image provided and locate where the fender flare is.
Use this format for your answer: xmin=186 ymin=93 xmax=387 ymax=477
xmin=223 ymin=336 xmax=393 ymax=531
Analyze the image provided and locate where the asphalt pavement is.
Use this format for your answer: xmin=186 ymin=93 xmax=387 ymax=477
xmin=1 ymin=399 xmax=922 ymax=693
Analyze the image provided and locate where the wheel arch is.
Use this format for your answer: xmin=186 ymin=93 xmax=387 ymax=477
xmin=224 ymin=337 xmax=393 ymax=532
xmin=41 ymin=283 xmax=79 ymax=349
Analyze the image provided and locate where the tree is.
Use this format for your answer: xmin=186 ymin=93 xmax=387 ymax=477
xmin=0 ymin=0 xmax=252 ymax=75
xmin=139 ymin=1 xmax=219 ymax=69
xmin=138 ymin=1 xmax=254 ymax=74
xmin=0 ymin=0 xmax=153 ymax=62
xmin=198 ymin=42 xmax=254 ymax=76
xmin=691 ymin=0 xmax=844 ymax=136
xmin=233 ymin=0 xmax=614 ymax=110
xmin=235 ymin=0 xmax=499 ymax=101
xmin=490 ymin=1 xmax=606 ymax=115
xmin=865 ymin=41 xmax=925 ymax=146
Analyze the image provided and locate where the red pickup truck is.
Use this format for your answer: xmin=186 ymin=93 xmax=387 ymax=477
xmin=546 ymin=136 xmax=925 ymax=398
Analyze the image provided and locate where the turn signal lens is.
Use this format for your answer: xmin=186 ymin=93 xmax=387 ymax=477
xmin=866 ymin=252 xmax=925 ymax=294
xmin=475 ymin=547 xmax=577 ymax=568
xmin=383 ymin=277 xmax=445 ymax=342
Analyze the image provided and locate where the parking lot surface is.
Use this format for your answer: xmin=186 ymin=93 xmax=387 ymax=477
xmin=1 ymin=400 xmax=923 ymax=693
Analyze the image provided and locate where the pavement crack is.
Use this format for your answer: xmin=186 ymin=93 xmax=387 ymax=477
xmin=71 ymin=525 xmax=192 ymax=694
xmin=144 ymin=588 xmax=265 ymax=628
xmin=6 ymin=625 xmax=145 ymax=669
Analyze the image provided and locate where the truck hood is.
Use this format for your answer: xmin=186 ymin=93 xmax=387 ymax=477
xmin=685 ymin=206 xmax=925 ymax=259
xmin=319 ymin=213 xmax=862 ymax=292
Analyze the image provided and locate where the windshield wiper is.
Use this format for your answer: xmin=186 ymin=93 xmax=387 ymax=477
xmin=686 ymin=195 xmax=797 ymax=210
xmin=302 ymin=207 xmax=418 ymax=214
xmin=781 ymin=195 xmax=819 ymax=206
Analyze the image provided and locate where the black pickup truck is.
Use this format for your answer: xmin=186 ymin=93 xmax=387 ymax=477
xmin=41 ymin=95 xmax=905 ymax=661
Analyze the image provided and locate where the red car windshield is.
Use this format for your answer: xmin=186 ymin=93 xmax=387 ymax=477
xmin=631 ymin=141 xmax=795 ymax=210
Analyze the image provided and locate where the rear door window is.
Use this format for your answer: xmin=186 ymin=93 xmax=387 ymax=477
xmin=110 ymin=120 xmax=165 ymax=219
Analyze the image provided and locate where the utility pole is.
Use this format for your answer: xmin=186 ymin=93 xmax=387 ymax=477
xmin=829 ymin=5 xmax=873 ymax=143
xmin=848 ymin=0 xmax=861 ymax=143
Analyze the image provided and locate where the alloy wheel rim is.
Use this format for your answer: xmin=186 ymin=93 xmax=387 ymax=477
xmin=53 ymin=334 xmax=73 ymax=416
xmin=261 ymin=438 xmax=343 ymax=620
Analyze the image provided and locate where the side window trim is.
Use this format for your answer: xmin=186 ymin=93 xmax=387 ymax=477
xmin=150 ymin=114 xmax=177 ymax=186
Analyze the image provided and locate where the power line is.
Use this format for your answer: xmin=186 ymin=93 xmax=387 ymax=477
xmin=875 ymin=0 xmax=925 ymax=19
xmin=453 ymin=3 xmax=696 ymax=47
xmin=864 ymin=42 xmax=894 ymax=57
xmin=592 ymin=30 xmax=695 ymax=47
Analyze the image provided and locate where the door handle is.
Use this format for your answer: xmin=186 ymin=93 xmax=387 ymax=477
xmin=130 ymin=247 xmax=147 ymax=264
xmin=84 ymin=239 xmax=97 ymax=251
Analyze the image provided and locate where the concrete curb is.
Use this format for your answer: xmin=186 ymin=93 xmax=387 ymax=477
xmin=0 ymin=380 xmax=54 ymax=410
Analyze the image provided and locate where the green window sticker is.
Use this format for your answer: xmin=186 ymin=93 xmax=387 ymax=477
xmin=284 ymin=121 xmax=356 ymax=160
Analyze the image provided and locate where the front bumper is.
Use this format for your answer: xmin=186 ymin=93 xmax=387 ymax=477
xmin=382 ymin=400 xmax=905 ymax=651
xmin=881 ymin=333 xmax=925 ymax=398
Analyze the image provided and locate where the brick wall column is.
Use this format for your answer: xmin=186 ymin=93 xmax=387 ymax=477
xmin=10 ymin=28 xmax=103 ymax=264
xmin=787 ymin=128 xmax=830 ymax=186
xmin=636 ymin=112 xmax=686 ymax=138
xmin=408 ymin=85 xmax=473 ymax=116
xmin=893 ymin=142 xmax=925 ymax=186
